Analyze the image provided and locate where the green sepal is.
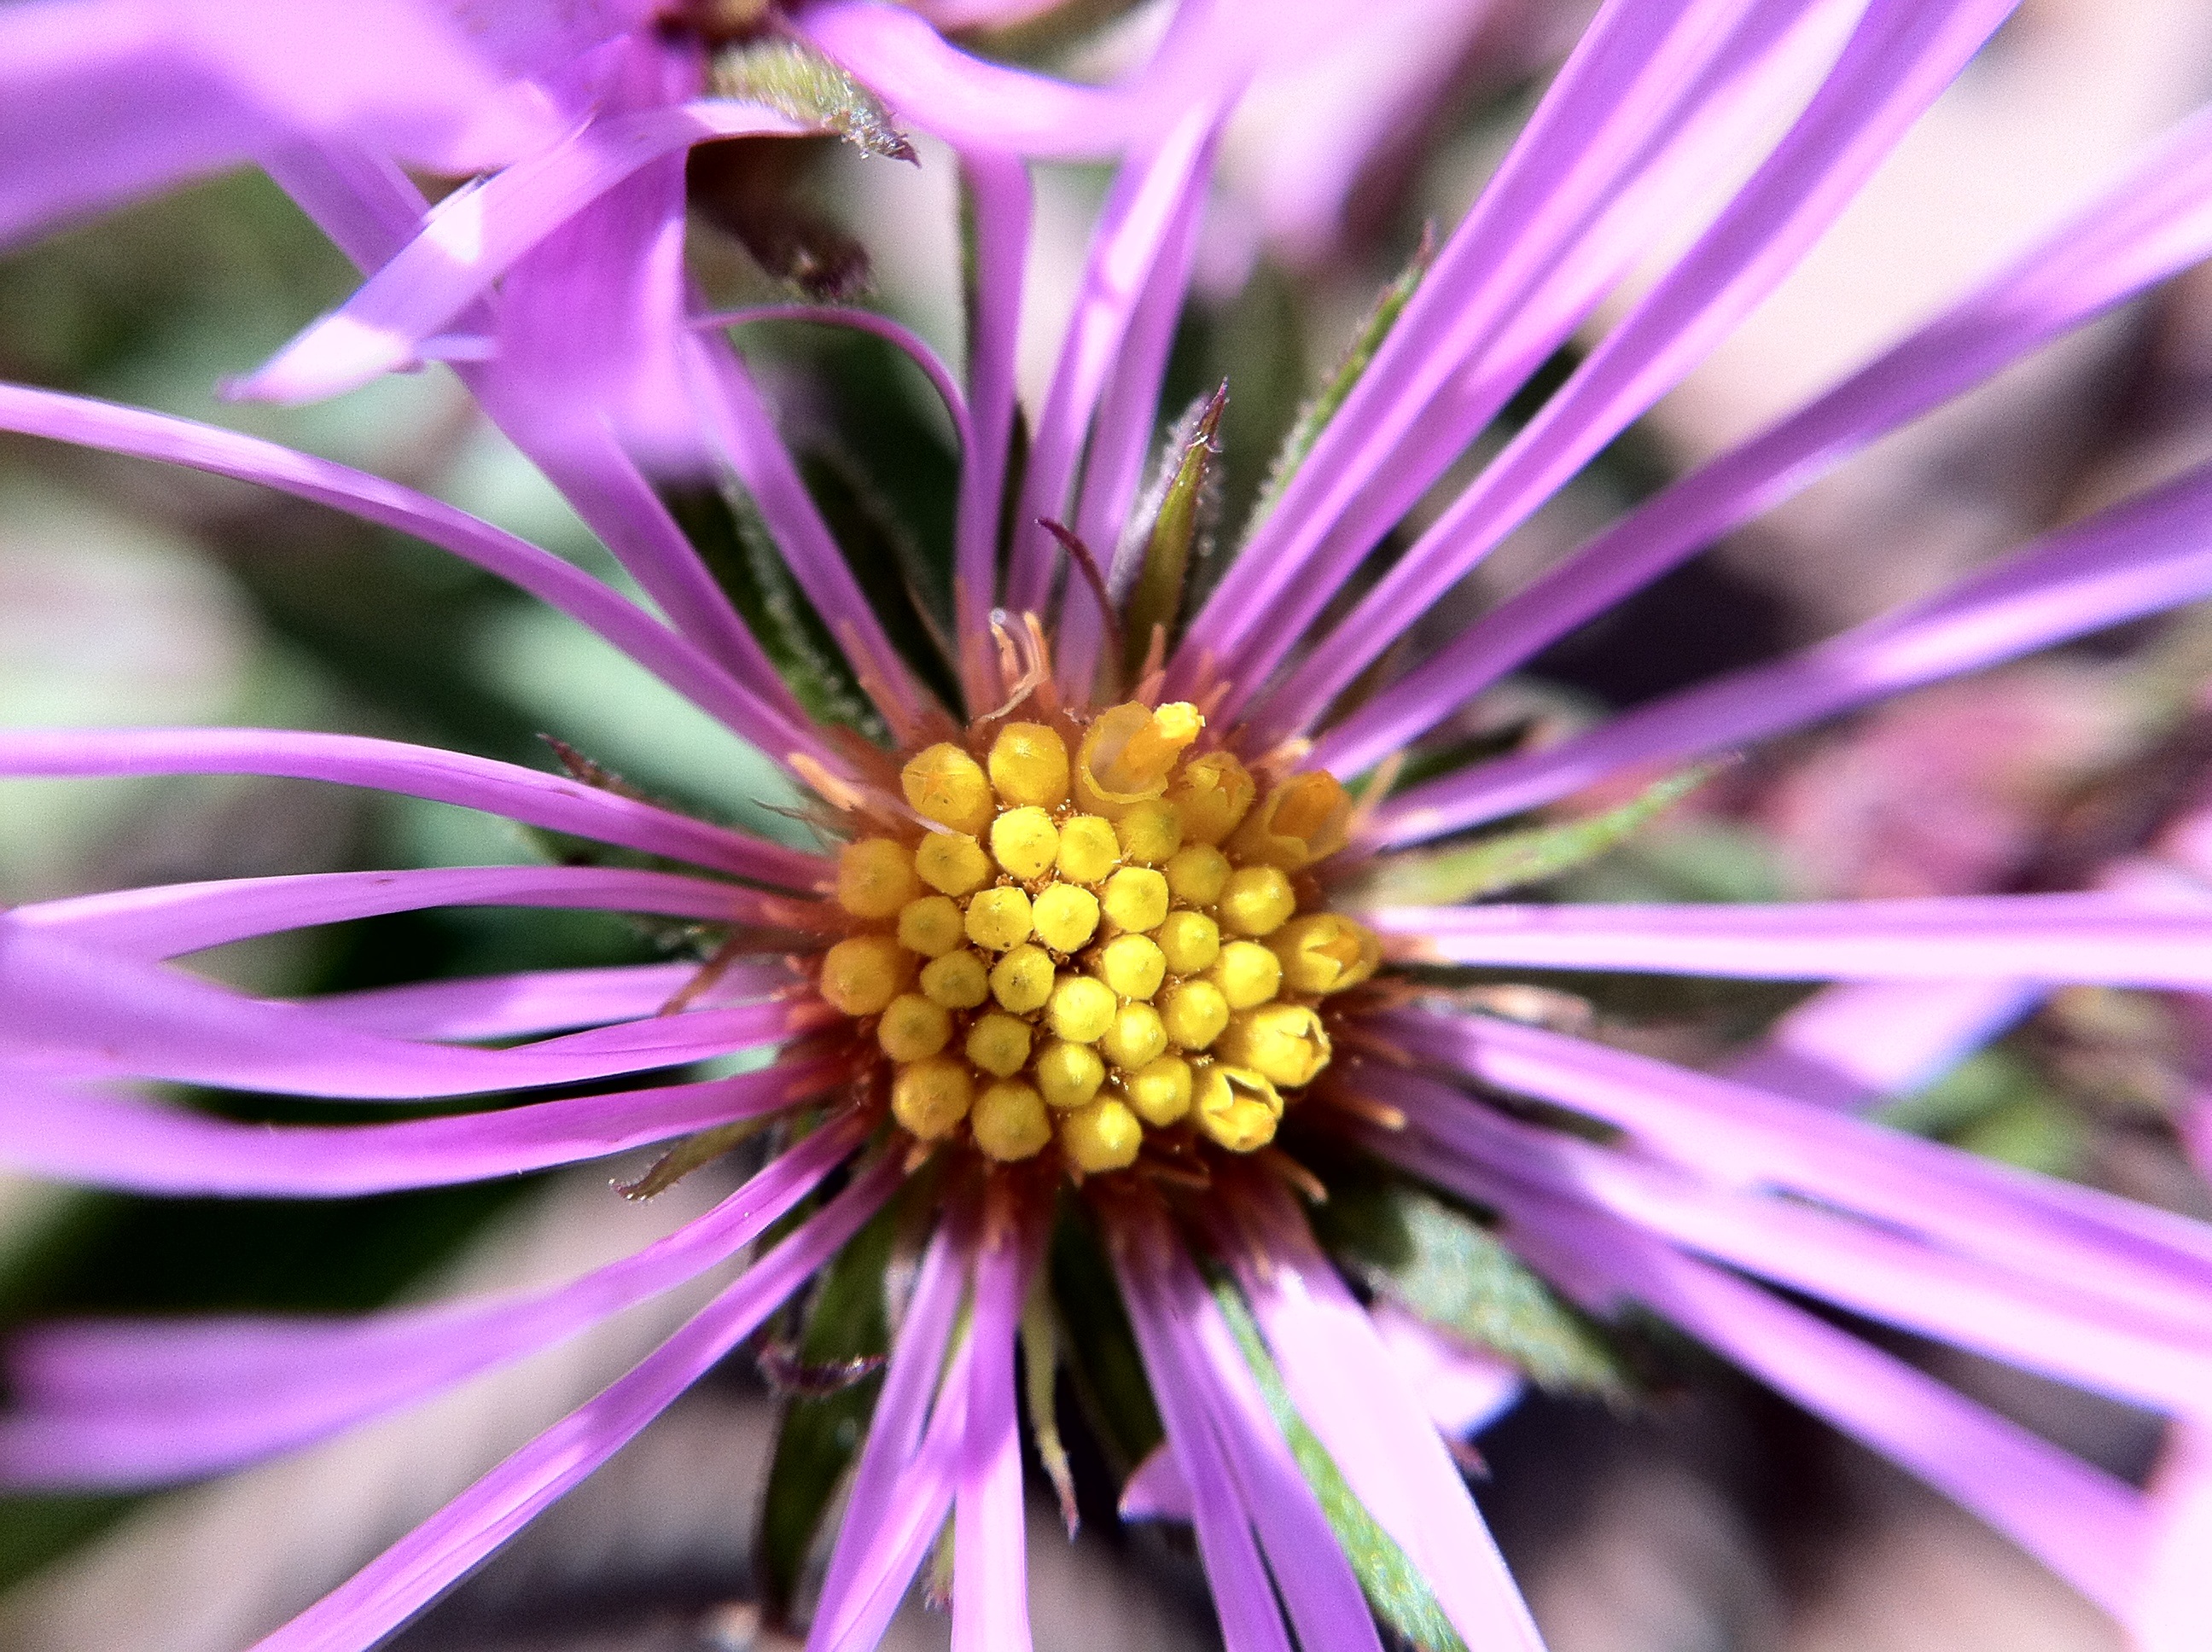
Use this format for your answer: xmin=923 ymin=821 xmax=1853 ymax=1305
xmin=708 ymin=37 xmax=917 ymax=161
xmin=1356 ymin=765 xmax=1716 ymax=906
xmin=1047 ymin=1204 xmax=1162 ymax=1474
xmin=1244 ymin=228 xmax=1433 ymax=537
xmin=1208 ymin=1277 xmax=1469 ymax=1652
xmin=1315 ymin=1179 xmax=1635 ymax=1403
xmin=1121 ymin=383 xmax=1226 ymax=680
xmin=1021 ymin=1284 xmax=1080 ymax=1533
xmin=614 ymin=1116 xmax=774 ymax=1201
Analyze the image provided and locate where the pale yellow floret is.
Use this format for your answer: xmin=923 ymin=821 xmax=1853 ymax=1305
xmin=1229 ymin=771 xmax=1353 ymax=870
xmin=989 ymin=806 xmax=1059 ymax=879
xmin=966 ymin=1011 xmax=1033 ymax=1078
xmin=987 ymin=944 xmax=1056 ymax=1014
xmin=1115 ymin=800 xmax=1182 ymax=865
xmin=1076 ymin=701 xmax=1203 ymax=811
xmin=1097 ymin=934 xmax=1167 ymax=1000
xmin=1098 ymin=1002 xmax=1167 ymax=1070
xmin=897 ymin=894 xmax=965 ymax=957
xmin=919 ymin=950 xmax=989 ymax=1010
xmin=1046 ymin=974 xmax=1117 ymax=1044
xmin=1155 ymin=910 xmax=1220 ymax=976
xmin=972 ymin=1079 xmax=1051 ymax=1160
xmin=1056 ymin=815 xmax=1120 ymax=882
xmin=1159 ymin=979 xmax=1228 ymax=1050
xmin=1101 ymin=866 xmax=1169 ymax=934
xmin=1209 ymin=940 xmax=1283 ymax=1010
xmin=901 ymin=743 xmax=995 ymax=835
xmin=1032 ymin=883 xmax=1100 ymax=952
xmin=1167 ymin=751 xmax=1255 ymax=845
xmin=836 ymin=838 xmax=919 ymax=919
xmin=1219 ymin=864 xmax=1295 ymax=937
xmin=1034 ymin=1039 xmax=1106 ymax=1108
xmin=891 ymin=1056 xmax=972 ymax=1140
xmin=965 ymin=886 xmax=1033 ymax=951
xmin=1267 ymin=913 xmax=1382 ymax=994
xmin=1193 ymin=1065 xmax=1281 ymax=1152
xmin=819 ymin=935 xmax=911 ymax=1015
xmin=915 ymin=832 xmax=992 ymax=897
xmin=1122 ymin=1055 xmax=1193 ymax=1126
xmin=877 ymin=992 xmax=952 ymax=1061
xmin=1060 ymin=1097 xmax=1142 ymax=1172
xmin=1217 ymin=1003 xmax=1331 ymax=1088
xmin=1163 ymin=844 xmax=1229 ymax=906
xmin=987 ymin=722 xmax=1069 ymax=808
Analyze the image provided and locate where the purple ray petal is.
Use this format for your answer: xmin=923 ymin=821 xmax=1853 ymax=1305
xmin=1314 ymin=102 xmax=2212 ymax=774
xmin=0 ymin=1050 xmax=848 ymax=1200
xmin=1377 ymin=452 xmax=2212 ymax=843
xmin=951 ymin=148 xmax=1032 ymax=701
xmin=1226 ymin=1179 xmax=1544 ymax=1650
xmin=0 ymin=725 xmax=824 ymax=883
xmin=1 ymin=921 xmax=832 ymax=1099
xmin=696 ymin=306 xmax=971 ymax=458
xmin=1117 ymin=1441 xmax=1195 ymax=1523
xmin=1725 ymin=978 xmax=2042 ymax=1110
xmin=1113 ymin=1213 xmax=1296 ymax=1652
xmin=0 ymin=383 xmax=837 ymax=771
xmin=1 ymin=1117 xmax=870 ymax=1488
xmin=236 ymin=100 xmax=811 ymax=404
xmin=1366 ymin=1300 xmax=1524 ymax=1439
xmin=18 ymin=864 xmax=828 ymax=961
xmin=261 ymin=137 xmax=433 ymax=270
xmin=1505 ymin=1189 xmax=2152 ymax=1618
xmin=2143 ymin=1425 xmax=2212 ymax=1647
xmin=251 ymin=1153 xmax=897 ymax=1652
xmin=1177 ymin=0 xmax=1860 ymax=695
xmin=1364 ymin=892 xmax=2212 ymax=988
xmin=1243 ymin=0 xmax=2024 ymax=733
xmin=953 ymin=1214 xmax=1036 ymax=1652
xmin=310 ymin=961 xmax=783 ymax=1040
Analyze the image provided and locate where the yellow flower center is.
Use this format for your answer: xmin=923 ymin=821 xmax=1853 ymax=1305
xmin=818 ymin=701 xmax=1380 ymax=1178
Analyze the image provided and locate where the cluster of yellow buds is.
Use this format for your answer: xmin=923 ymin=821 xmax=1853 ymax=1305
xmin=816 ymin=701 xmax=1381 ymax=1176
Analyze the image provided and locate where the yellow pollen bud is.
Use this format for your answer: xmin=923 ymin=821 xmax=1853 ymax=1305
xmin=1115 ymin=800 xmax=1182 ymax=865
xmin=1160 ymin=979 xmax=1229 ymax=1050
xmin=1057 ymin=815 xmax=1121 ymax=883
xmin=897 ymin=894 xmax=965 ymax=957
xmin=987 ymin=722 xmax=1070 ymax=808
xmin=1209 ymin=940 xmax=1283 ymax=1010
xmin=1168 ymin=751 xmax=1255 ymax=845
xmin=1163 ymin=843 xmax=1229 ymax=906
xmin=1220 ymin=864 xmax=1295 ymax=937
xmin=1155 ymin=910 xmax=1220 ymax=976
xmin=914 ymin=831 xmax=992 ymax=897
xmin=1217 ymin=1003 xmax=1331 ymax=1089
xmin=1077 ymin=701 xmax=1203 ymax=810
xmin=919 ymin=950 xmax=989 ymax=1009
xmin=902 ymin=743 xmax=995 ymax=835
xmin=891 ymin=1056 xmax=972 ymax=1140
xmin=965 ymin=886 xmax=1033 ymax=951
xmin=877 ymin=992 xmax=952 ymax=1061
xmin=1268 ymin=914 xmax=1382 ymax=994
xmin=972 ymin=1079 xmax=1051 ymax=1161
xmin=1035 ymin=1039 xmax=1106 ymax=1108
xmin=836 ymin=839 xmax=918 ymax=919
xmin=1032 ymin=883 xmax=1101 ymax=953
xmin=1194 ymin=1065 xmax=1281 ymax=1152
xmin=988 ymin=943 xmax=1056 ymax=1014
xmin=1101 ymin=867 xmax=1169 ymax=934
xmin=965 ymin=1011 xmax=1033 ymax=1078
xmin=1060 ymin=1097 xmax=1142 ymax=1173
xmin=1096 ymin=934 xmax=1167 ymax=1000
xmin=1122 ymin=1055 xmax=1193 ymax=1126
xmin=1046 ymin=974 xmax=1117 ymax=1044
xmin=989 ymin=806 xmax=1059 ymax=880
xmin=1099 ymin=1002 xmax=1168 ymax=1070
xmin=1229 ymin=771 xmax=1353 ymax=870
xmin=819 ymin=935 xmax=911 ymax=1015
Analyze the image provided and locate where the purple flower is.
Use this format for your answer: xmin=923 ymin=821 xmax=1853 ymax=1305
xmin=8 ymin=2 xmax=2212 ymax=1649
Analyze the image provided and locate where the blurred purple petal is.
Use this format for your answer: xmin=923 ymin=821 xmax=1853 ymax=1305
xmin=1726 ymin=978 xmax=2043 ymax=1109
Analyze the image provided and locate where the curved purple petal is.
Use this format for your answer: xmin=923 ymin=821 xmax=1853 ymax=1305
xmin=1725 ymin=978 xmax=2042 ymax=1110
xmin=952 ymin=1214 xmax=1036 ymax=1652
xmin=310 ymin=961 xmax=783 ymax=1040
xmin=952 ymin=148 xmax=1033 ymax=702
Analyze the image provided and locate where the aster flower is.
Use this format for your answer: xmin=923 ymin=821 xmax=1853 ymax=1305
xmin=10 ymin=2 xmax=2212 ymax=1649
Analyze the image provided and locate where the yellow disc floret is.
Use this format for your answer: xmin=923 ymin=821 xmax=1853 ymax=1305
xmin=826 ymin=700 xmax=1377 ymax=1172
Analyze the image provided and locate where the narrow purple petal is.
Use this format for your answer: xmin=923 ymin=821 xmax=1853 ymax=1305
xmin=0 ymin=383 xmax=837 ymax=771
xmin=0 ymin=726 xmax=824 ymax=883
xmin=310 ymin=961 xmax=781 ymax=1040
xmin=1377 ymin=454 xmax=2212 ymax=844
xmin=1365 ymin=892 xmax=2212 ymax=988
xmin=260 ymin=136 xmax=433 ymax=269
xmin=1 ymin=1119 xmax=869 ymax=1488
xmin=2142 ymin=1424 xmax=2212 ymax=1647
xmin=951 ymin=147 xmax=1032 ymax=702
xmin=952 ymin=1214 xmax=1037 ymax=1652
xmin=1725 ymin=978 xmax=2042 ymax=1109
xmin=1314 ymin=102 xmax=2212 ymax=775
xmin=1116 ymin=1441 xmax=1195 ymax=1523
xmin=1366 ymin=1300 xmax=1524 ymax=1438
xmin=251 ymin=1154 xmax=897 ymax=1652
